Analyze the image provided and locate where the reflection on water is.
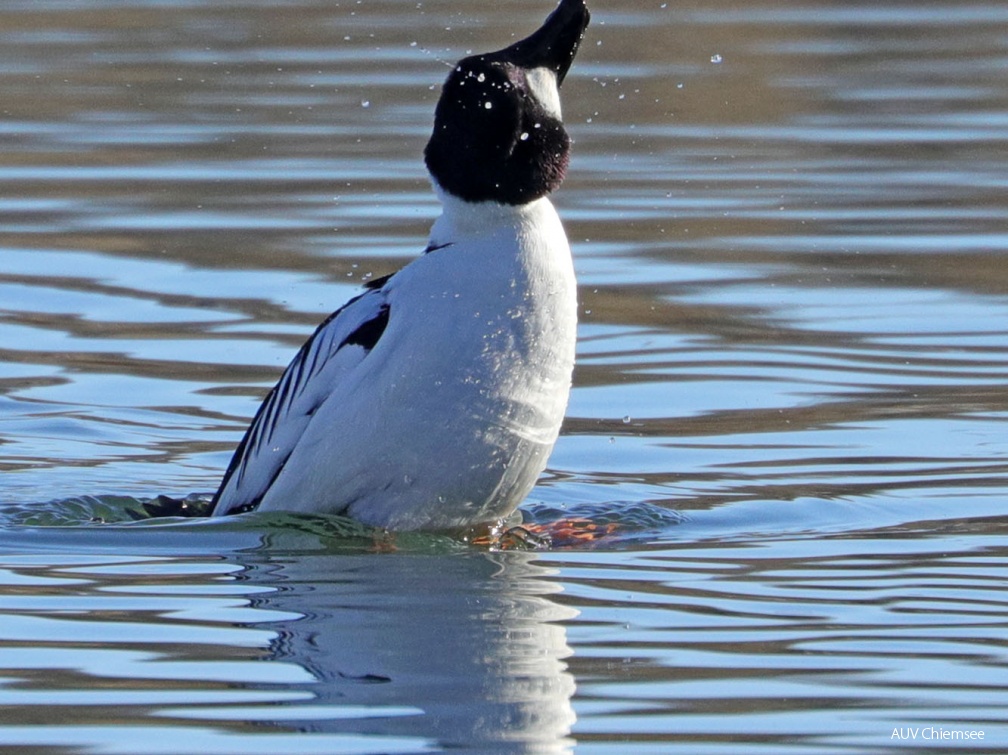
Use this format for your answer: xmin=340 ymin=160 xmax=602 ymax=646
xmin=1 ymin=0 xmax=1008 ymax=752
xmin=253 ymin=551 xmax=576 ymax=752
xmin=0 ymin=530 xmax=576 ymax=754
xmin=1 ymin=517 xmax=1006 ymax=754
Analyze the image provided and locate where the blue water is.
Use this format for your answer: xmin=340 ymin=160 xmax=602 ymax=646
xmin=1 ymin=1 xmax=1008 ymax=752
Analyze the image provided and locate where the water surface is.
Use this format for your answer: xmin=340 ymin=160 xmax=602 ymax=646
xmin=1 ymin=0 xmax=1007 ymax=752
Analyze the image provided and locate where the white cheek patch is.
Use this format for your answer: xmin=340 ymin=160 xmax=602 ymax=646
xmin=524 ymin=67 xmax=562 ymax=120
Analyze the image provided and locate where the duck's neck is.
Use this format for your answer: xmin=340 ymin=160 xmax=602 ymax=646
xmin=427 ymin=183 xmax=559 ymax=249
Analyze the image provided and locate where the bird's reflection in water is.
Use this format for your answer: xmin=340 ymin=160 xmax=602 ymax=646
xmin=240 ymin=548 xmax=577 ymax=753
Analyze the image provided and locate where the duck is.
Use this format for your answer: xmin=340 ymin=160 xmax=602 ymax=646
xmin=210 ymin=0 xmax=591 ymax=531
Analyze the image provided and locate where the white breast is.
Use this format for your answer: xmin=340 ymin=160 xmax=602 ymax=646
xmin=253 ymin=193 xmax=578 ymax=530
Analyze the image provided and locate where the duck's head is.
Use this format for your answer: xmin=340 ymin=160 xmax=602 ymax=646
xmin=424 ymin=0 xmax=591 ymax=206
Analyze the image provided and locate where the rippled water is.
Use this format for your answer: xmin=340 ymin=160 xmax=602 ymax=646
xmin=2 ymin=1 xmax=1007 ymax=752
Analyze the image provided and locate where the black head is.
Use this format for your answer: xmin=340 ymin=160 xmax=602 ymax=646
xmin=424 ymin=0 xmax=591 ymax=206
